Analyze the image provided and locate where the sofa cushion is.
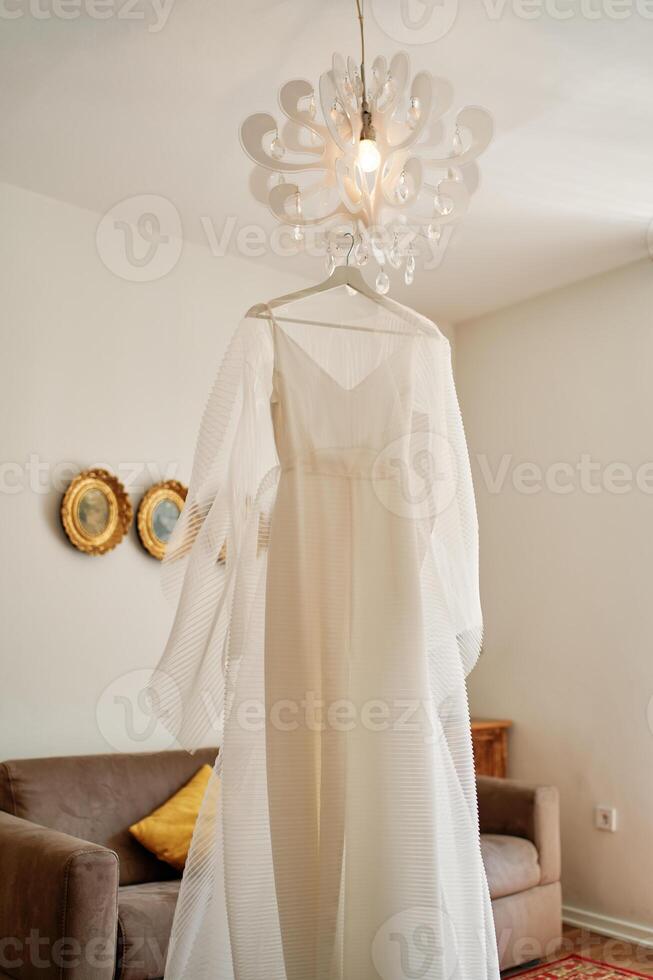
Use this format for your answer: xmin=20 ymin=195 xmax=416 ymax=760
xmin=129 ymin=765 xmax=213 ymax=871
xmin=480 ymin=833 xmax=541 ymax=900
xmin=116 ymin=879 xmax=179 ymax=980
xmin=0 ymin=748 xmax=218 ymax=885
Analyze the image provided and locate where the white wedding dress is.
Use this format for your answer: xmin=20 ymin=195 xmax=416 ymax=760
xmin=150 ymin=288 xmax=500 ymax=980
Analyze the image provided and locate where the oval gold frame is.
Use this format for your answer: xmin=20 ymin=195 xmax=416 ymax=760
xmin=61 ymin=469 xmax=133 ymax=556
xmin=137 ymin=480 xmax=188 ymax=561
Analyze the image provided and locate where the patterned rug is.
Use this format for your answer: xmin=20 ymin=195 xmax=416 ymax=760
xmin=510 ymin=955 xmax=652 ymax=978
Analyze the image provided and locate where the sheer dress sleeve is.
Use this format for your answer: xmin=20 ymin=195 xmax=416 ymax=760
xmin=149 ymin=319 xmax=277 ymax=752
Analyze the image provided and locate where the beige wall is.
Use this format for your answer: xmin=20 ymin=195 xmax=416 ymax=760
xmin=456 ymin=258 xmax=653 ymax=934
xmin=0 ymin=181 xmax=453 ymax=763
xmin=0 ymin=182 xmax=308 ymax=761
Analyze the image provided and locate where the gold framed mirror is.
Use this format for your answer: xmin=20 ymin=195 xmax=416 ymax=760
xmin=137 ymin=480 xmax=188 ymax=560
xmin=61 ymin=469 xmax=133 ymax=555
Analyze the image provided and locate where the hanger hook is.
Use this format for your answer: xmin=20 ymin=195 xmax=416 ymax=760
xmin=342 ymin=232 xmax=355 ymax=266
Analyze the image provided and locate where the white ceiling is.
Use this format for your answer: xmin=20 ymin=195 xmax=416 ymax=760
xmin=2 ymin=0 xmax=652 ymax=321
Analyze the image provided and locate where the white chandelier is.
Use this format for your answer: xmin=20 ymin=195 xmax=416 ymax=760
xmin=240 ymin=1 xmax=493 ymax=293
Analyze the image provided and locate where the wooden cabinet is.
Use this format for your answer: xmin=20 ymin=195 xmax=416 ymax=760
xmin=471 ymin=719 xmax=512 ymax=778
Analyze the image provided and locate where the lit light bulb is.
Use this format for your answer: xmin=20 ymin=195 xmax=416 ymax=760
xmin=358 ymin=138 xmax=381 ymax=174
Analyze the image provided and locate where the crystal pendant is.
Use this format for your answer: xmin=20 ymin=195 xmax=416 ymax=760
xmin=434 ymin=192 xmax=452 ymax=217
xmin=354 ymin=240 xmax=369 ymax=266
xmin=426 ymin=223 xmax=441 ymax=243
xmin=407 ymin=96 xmax=421 ymax=129
xmin=405 ymin=253 xmax=416 ymax=285
xmin=270 ymin=133 xmax=285 ymax=160
xmin=330 ymin=100 xmax=344 ymax=126
xmin=396 ymin=170 xmax=410 ymax=203
xmin=378 ymin=74 xmax=396 ymax=109
xmin=325 ymin=251 xmax=336 ymax=275
xmin=375 ymin=268 xmax=390 ymax=295
xmin=389 ymin=237 xmax=402 ymax=269
xmin=452 ymin=126 xmax=464 ymax=156
xmin=293 ymin=191 xmax=303 ymax=218
xmin=293 ymin=225 xmax=304 ymax=243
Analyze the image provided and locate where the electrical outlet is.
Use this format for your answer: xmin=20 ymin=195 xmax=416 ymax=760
xmin=594 ymin=806 xmax=618 ymax=832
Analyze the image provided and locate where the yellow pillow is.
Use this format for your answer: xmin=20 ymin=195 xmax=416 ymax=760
xmin=129 ymin=764 xmax=214 ymax=871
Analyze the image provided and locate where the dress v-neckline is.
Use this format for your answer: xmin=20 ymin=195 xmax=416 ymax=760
xmin=272 ymin=319 xmax=414 ymax=395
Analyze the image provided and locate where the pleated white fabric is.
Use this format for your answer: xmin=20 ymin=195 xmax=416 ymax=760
xmin=150 ymin=288 xmax=500 ymax=980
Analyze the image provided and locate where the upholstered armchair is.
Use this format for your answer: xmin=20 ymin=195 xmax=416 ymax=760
xmin=0 ymin=750 xmax=216 ymax=980
xmin=478 ymin=775 xmax=563 ymax=970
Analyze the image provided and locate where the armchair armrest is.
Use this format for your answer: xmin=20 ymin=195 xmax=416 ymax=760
xmin=0 ymin=811 xmax=119 ymax=979
xmin=476 ymin=776 xmax=561 ymax=885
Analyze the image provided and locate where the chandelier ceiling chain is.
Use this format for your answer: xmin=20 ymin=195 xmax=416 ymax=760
xmin=240 ymin=0 xmax=493 ymax=293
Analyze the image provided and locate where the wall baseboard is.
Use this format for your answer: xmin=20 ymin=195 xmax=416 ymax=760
xmin=563 ymin=905 xmax=653 ymax=949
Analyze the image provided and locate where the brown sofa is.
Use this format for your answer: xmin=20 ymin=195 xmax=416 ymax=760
xmin=0 ymin=751 xmax=561 ymax=978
